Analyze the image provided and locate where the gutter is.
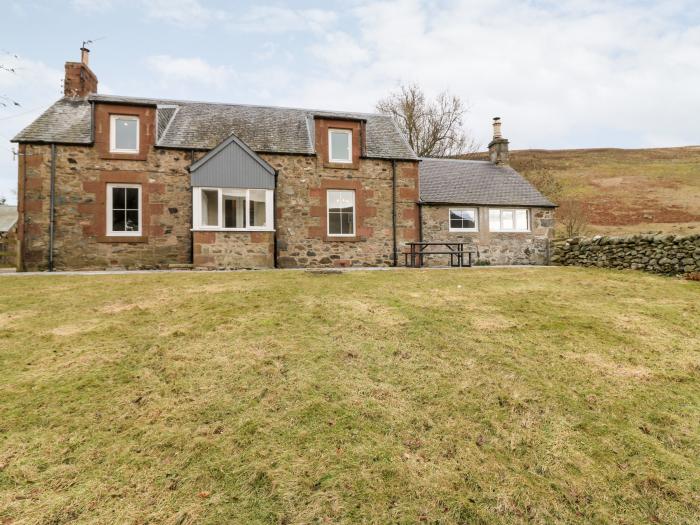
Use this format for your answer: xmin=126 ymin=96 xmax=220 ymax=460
xmin=273 ymin=170 xmax=279 ymax=269
xmin=48 ymin=143 xmax=56 ymax=272
xmin=391 ymin=160 xmax=397 ymax=266
xmin=418 ymin=201 xmax=423 ymax=243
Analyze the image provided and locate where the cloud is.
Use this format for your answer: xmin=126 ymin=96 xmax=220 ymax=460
xmin=71 ymin=0 xmax=113 ymax=11
xmin=142 ymin=0 xmax=227 ymax=27
xmin=145 ymin=55 xmax=235 ymax=90
xmin=232 ymin=6 xmax=337 ymax=34
xmin=288 ymin=0 xmax=700 ymax=149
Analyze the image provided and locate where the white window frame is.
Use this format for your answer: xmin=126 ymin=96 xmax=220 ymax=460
xmin=192 ymin=187 xmax=274 ymax=231
xmin=109 ymin=115 xmax=140 ymax=154
xmin=489 ymin=208 xmax=530 ymax=232
xmin=448 ymin=207 xmax=479 ymax=232
xmin=106 ymin=183 xmax=142 ymax=237
xmin=328 ymin=129 xmax=352 ymax=164
xmin=326 ymin=189 xmax=356 ymax=237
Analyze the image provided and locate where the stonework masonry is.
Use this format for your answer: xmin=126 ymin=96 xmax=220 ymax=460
xmin=17 ymin=141 xmax=419 ymax=271
xmin=262 ymin=153 xmax=419 ymax=268
xmin=193 ymin=231 xmax=274 ymax=269
xmin=421 ymin=205 xmax=554 ymax=265
xmin=18 ymin=142 xmax=194 ymax=271
xmin=552 ymin=234 xmax=700 ymax=275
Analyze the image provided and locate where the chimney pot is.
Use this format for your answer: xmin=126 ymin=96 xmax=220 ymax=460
xmin=488 ymin=117 xmax=509 ymax=165
xmin=80 ymin=47 xmax=90 ymax=66
xmin=492 ymin=117 xmax=502 ymax=140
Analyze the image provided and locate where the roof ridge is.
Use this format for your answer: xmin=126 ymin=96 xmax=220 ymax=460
xmin=89 ymin=93 xmax=388 ymax=119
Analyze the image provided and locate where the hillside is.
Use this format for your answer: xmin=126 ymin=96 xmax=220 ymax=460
xmin=467 ymin=147 xmax=700 ymax=237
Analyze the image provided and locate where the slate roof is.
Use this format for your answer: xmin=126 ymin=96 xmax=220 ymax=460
xmin=419 ymin=158 xmax=556 ymax=207
xmin=13 ymin=94 xmax=417 ymax=160
xmin=0 ymin=205 xmax=18 ymax=232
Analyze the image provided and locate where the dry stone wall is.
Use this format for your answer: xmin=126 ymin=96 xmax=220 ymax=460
xmin=552 ymin=234 xmax=700 ymax=275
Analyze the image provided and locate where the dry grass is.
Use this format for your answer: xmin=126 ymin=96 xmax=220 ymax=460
xmin=1 ymin=268 xmax=699 ymax=524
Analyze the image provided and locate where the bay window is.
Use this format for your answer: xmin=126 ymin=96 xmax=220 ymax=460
xmin=489 ymin=208 xmax=529 ymax=232
xmin=193 ymin=188 xmax=274 ymax=230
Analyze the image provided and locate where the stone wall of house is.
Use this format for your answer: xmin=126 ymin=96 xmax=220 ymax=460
xmin=0 ymin=226 xmax=17 ymax=267
xmin=262 ymin=154 xmax=419 ymax=268
xmin=552 ymin=234 xmax=700 ymax=275
xmin=421 ymin=205 xmax=554 ymax=265
xmin=17 ymin=143 xmax=193 ymax=271
xmin=193 ymin=231 xmax=274 ymax=269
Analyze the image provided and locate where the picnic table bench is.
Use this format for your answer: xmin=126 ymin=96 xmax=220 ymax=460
xmin=403 ymin=241 xmax=474 ymax=268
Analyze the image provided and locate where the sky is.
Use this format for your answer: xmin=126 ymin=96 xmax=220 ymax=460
xmin=1 ymin=0 xmax=700 ymax=204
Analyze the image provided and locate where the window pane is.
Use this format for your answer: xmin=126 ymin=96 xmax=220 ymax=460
xmin=115 ymin=118 xmax=138 ymax=151
xmin=112 ymin=187 xmax=125 ymax=209
xmin=489 ymin=209 xmax=500 ymax=230
xmin=515 ymin=209 xmax=528 ymax=231
xmin=330 ymin=131 xmax=350 ymax=161
xmin=249 ymin=189 xmax=267 ymax=227
xmin=501 ymin=210 xmax=514 ymax=230
xmin=328 ymin=212 xmax=341 ymax=235
xmin=223 ymin=195 xmax=245 ymax=228
xmin=202 ymin=189 xmax=219 ymax=227
xmin=112 ymin=210 xmax=125 ymax=231
xmin=125 ymin=188 xmax=139 ymax=209
xmin=341 ymin=212 xmax=354 ymax=234
xmin=328 ymin=190 xmax=354 ymax=211
xmin=125 ymin=210 xmax=139 ymax=231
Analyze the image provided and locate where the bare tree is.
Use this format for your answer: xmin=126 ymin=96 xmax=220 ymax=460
xmin=558 ymin=199 xmax=590 ymax=238
xmin=376 ymin=83 xmax=477 ymax=157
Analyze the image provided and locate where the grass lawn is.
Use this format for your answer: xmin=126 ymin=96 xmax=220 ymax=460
xmin=1 ymin=268 xmax=699 ymax=524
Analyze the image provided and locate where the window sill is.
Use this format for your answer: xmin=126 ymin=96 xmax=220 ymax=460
xmin=191 ymin=228 xmax=275 ymax=233
xmin=323 ymin=235 xmax=365 ymax=243
xmin=98 ymin=235 xmax=148 ymax=243
xmin=449 ymin=229 xmax=479 ymax=233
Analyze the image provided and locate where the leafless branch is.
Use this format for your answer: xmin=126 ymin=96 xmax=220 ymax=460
xmin=376 ymin=83 xmax=478 ymax=157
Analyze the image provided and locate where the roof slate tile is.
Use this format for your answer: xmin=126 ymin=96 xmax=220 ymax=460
xmin=419 ymin=158 xmax=556 ymax=207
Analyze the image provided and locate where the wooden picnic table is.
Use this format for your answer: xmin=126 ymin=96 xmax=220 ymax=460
xmin=404 ymin=241 xmax=474 ymax=268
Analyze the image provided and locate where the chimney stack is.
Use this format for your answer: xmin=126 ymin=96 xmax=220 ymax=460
xmin=488 ymin=117 xmax=509 ymax=165
xmin=63 ymin=47 xmax=98 ymax=98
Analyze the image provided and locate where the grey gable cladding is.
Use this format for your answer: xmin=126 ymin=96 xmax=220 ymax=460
xmin=190 ymin=134 xmax=275 ymax=190
xmin=13 ymin=94 xmax=417 ymax=160
xmin=419 ymin=158 xmax=556 ymax=207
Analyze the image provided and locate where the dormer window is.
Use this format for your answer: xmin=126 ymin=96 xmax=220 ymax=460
xmin=110 ymin=115 xmax=139 ymax=154
xmin=329 ymin=129 xmax=352 ymax=163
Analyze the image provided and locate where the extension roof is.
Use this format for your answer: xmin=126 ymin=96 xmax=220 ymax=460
xmin=13 ymin=94 xmax=417 ymax=161
xmin=419 ymin=158 xmax=556 ymax=207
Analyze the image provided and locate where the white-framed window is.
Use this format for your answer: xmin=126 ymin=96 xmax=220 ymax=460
xmin=106 ymin=183 xmax=142 ymax=236
xmin=328 ymin=129 xmax=352 ymax=163
xmin=489 ymin=208 xmax=529 ymax=232
xmin=327 ymin=189 xmax=355 ymax=236
xmin=109 ymin=115 xmax=139 ymax=153
xmin=192 ymin=187 xmax=274 ymax=231
xmin=449 ymin=208 xmax=478 ymax=232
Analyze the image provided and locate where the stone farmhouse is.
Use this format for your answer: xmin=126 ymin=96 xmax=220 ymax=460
xmin=12 ymin=49 xmax=555 ymax=271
